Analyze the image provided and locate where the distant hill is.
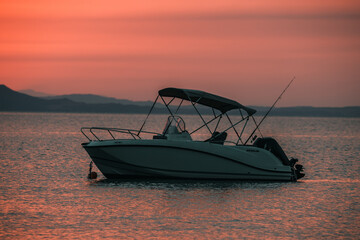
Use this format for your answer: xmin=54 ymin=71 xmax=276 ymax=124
xmin=269 ymin=106 xmax=360 ymax=118
xmin=1 ymin=85 xmax=360 ymax=117
xmin=0 ymin=85 xmax=152 ymax=113
xmin=19 ymin=89 xmax=54 ymax=97
xmin=43 ymin=94 xmax=152 ymax=106
xmin=1 ymin=85 xmax=79 ymax=111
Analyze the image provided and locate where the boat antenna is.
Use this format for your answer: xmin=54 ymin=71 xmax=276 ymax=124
xmin=244 ymin=76 xmax=295 ymax=145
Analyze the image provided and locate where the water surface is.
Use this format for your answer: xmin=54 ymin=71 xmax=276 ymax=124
xmin=0 ymin=113 xmax=359 ymax=239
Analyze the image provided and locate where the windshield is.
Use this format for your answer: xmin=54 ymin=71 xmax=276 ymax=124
xmin=162 ymin=116 xmax=186 ymax=134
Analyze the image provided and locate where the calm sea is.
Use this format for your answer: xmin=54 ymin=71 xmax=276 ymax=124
xmin=0 ymin=112 xmax=359 ymax=239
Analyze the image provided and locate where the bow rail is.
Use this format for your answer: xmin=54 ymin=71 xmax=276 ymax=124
xmin=81 ymin=127 xmax=160 ymax=141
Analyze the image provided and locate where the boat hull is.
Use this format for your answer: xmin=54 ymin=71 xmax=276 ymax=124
xmin=82 ymin=139 xmax=295 ymax=181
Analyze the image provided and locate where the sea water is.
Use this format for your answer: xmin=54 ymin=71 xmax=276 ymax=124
xmin=0 ymin=112 xmax=359 ymax=239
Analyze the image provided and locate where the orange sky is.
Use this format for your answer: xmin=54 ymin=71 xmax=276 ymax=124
xmin=0 ymin=0 xmax=359 ymax=106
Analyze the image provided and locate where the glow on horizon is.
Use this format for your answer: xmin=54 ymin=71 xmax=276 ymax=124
xmin=0 ymin=0 xmax=359 ymax=107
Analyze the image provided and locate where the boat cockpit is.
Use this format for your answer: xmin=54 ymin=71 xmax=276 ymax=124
xmin=153 ymin=115 xmax=192 ymax=141
xmin=154 ymin=115 xmax=229 ymax=144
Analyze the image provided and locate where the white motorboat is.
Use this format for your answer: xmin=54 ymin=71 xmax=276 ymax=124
xmin=81 ymin=88 xmax=304 ymax=181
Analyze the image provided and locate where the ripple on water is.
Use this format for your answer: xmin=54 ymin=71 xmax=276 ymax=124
xmin=0 ymin=113 xmax=359 ymax=239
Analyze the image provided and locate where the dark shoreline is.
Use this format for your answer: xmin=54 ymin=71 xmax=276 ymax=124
xmin=1 ymin=84 xmax=359 ymax=118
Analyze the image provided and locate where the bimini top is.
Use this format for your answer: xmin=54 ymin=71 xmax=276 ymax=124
xmin=159 ymin=87 xmax=256 ymax=115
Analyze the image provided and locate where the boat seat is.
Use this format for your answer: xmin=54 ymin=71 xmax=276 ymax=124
xmin=153 ymin=134 xmax=167 ymax=140
xmin=205 ymin=131 xmax=227 ymax=145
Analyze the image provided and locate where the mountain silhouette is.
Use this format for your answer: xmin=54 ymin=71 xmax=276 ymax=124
xmin=1 ymin=84 xmax=359 ymax=117
xmin=42 ymin=94 xmax=152 ymax=106
xmin=0 ymin=84 xmax=77 ymax=111
xmin=19 ymin=89 xmax=54 ymax=97
xmin=0 ymin=84 xmax=151 ymax=113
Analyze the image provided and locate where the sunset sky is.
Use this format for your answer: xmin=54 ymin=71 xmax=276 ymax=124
xmin=0 ymin=0 xmax=359 ymax=107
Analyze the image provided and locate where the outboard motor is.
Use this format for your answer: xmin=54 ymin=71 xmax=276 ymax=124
xmin=253 ymin=137 xmax=305 ymax=180
xmin=253 ymin=137 xmax=290 ymax=165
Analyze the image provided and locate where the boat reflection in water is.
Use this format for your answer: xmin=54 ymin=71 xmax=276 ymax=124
xmin=81 ymin=88 xmax=304 ymax=181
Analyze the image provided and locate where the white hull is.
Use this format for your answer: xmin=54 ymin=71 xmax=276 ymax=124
xmin=83 ymin=139 xmax=295 ymax=181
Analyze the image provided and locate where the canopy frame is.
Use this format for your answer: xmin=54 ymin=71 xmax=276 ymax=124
xmin=138 ymin=87 xmax=261 ymax=145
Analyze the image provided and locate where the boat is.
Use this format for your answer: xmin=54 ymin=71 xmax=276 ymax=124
xmin=81 ymin=87 xmax=305 ymax=181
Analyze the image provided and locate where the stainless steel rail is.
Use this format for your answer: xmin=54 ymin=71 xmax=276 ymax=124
xmin=81 ymin=127 xmax=160 ymax=141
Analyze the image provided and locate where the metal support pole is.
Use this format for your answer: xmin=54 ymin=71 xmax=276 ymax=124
xmin=160 ymin=96 xmax=175 ymax=117
xmin=175 ymin=99 xmax=184 ymax=114
xmin=190 ymin=114 xmax=222 ymax=134
xmin=219 ymin=117 xmax=247 ymax=140
xmin=191 ymin=101 xmax=212 ymax=134
xmin=213 ymin=114 xmax=222 ymax=133
xmin=225 ymin=113 xmax=242 ymax=144
xmin=138 ymin=95 xmax=159 ymax=136
xmin=237 ymin=117 xmax=249 ymax=145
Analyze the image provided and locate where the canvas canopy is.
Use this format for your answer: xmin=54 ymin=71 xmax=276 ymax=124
xmin=158 ymin=88 xmax=256 ymax=115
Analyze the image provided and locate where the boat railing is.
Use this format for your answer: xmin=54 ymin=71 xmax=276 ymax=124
xmin=81 ymin=127 xmax=160 ymax=141
xmin=81 ymin=127 xmax=243 ymax=145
